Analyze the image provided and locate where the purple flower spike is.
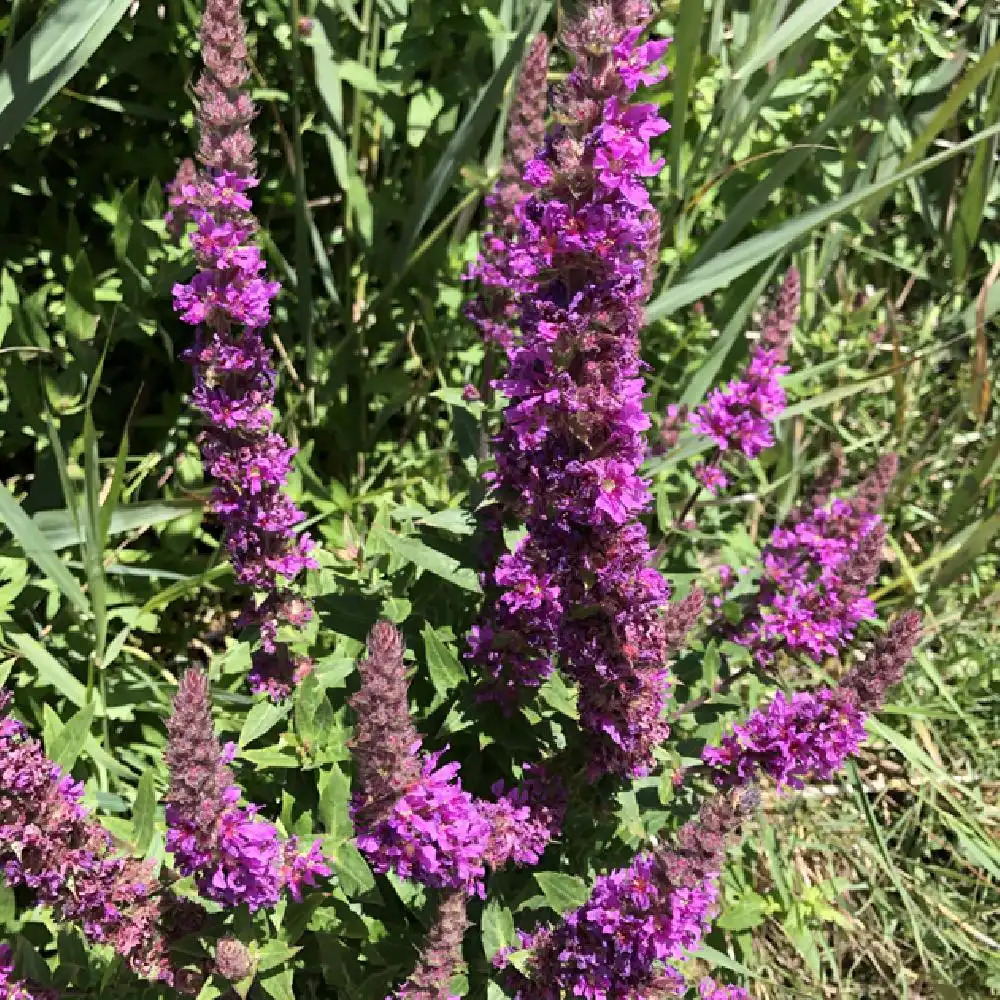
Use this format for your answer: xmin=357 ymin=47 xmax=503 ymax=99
xmin=350 ymin=623 xmax=491 ymax=894
xmin=703 ymin=688 xmax=867 ymax=791
xmin=466 ymin=0 xmax=675 ymax=778
xmin=689 ymin=266 xmax=800 ymax=477
xmin=169 ymin=0 xmax=316 ymax=699
xmin=0 ymin=692 xmax=197 ymax=984
xmin=501 ymin=788 xmax=756 ymax=999
xmin=390 ymin=890 xmax=469 ymax=1000
xmin=165 ymin=669 xmax=329 ymax=910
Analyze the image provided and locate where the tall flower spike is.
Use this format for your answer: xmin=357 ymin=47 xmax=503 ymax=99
xmin=350 ymin=623 xmax=491 ymax=894
xmin=165 ymin=669 xmax=328 ymax=910
xmin=391 ymin=890 xmax=469 ymax=1000
xmin=170 ymin=0 xmax=317 ymax=700
xmin=842 ymin=610 xmax=922 ymax=711
xmin=466 ymin=0 xmax=675 ymax=777
xmin=689 ymin=266 xmax=800 ymax=493
xmin=0 ymin=692 xmax=197 ymax=983
xmin=502 ymin=788 xmax=756 ymax=999
xmin=704 ymin=611 xmax=921 ymax=790
xmin=468 ymin=34 xmax=551 ymax=352
xmin=722 ymin=457 xmax=896 ymax=667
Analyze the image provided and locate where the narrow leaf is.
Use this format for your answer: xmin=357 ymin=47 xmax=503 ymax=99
xmin=0 ymin=481 xmax=89 ymax=615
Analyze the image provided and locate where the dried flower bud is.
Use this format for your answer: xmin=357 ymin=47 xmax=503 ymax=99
xmin=215 ymin=938 xmax=254 ymax=982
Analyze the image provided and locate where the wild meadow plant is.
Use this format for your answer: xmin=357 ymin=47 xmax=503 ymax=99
xmin=0 ymin=0 xmax=926 ymax=996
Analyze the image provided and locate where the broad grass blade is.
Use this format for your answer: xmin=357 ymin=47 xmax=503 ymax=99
xmin=0 ymin=0 xmax=132 ymax=147
xmin=646 ymin=118 xmax=1000 ymax=321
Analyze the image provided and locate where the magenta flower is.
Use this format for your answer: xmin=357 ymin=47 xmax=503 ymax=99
xmin=699 ymin=977 xmax=750 ymax=1000
xmin=169 ymin=0 xmax=316 ymax=699
xmin=466 ymin=0 xmax=679 ymax=778
xmin=689 ymin=267 xmax=800 ymax=474
xmin=0 ymin=693 xmax=196 ymax=983
xmin=502 ymin=789 xmax=755 ymax=999
xmin=165 ymin=669 xmax=329 ymax=910
xmin=703 ymin=688 xmax=867 ymax=790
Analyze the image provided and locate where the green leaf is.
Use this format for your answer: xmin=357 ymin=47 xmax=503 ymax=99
xmin=65 ymin=250 xmax=99 ymax=341
xmin=132 ymin=770 xmax=157 ymax=854
xmin=259 ymin=969 xmax=295 ymax=1000
xmin=717 ymin=894 xmax=769 ymax=932
xmin=82 ymin=410 xmax=107 ymax=662
xmin=0 ymin=0 xmax=133 ymax=147
xmin=393 ymin=6 xmax=547 ymax=270
xmin=537 ymin=672 xmax=578 ymax=718
xmin=371 ymin=523 xmax=481 ymax=592
xmin=335 ymin=841 xmax=375 ymax=897
xmin=318 ymin=763 xmax=354 ymax=842
xmin=0 ymin=481 xmax=89 ymax=615
xmin=34 ymin=499 xmax=201 ymax=550
xmin=534 ymin=872 xmax=590 ymax=913
xmin=692 ymin=943 xmax=756 ymax=978
xmin=256 ymin=941 xmax=302 ymax=974
xmin=646 ymin=118 xmax=1000 ymax=321
xmin=733 ymin=0 xmax=843 ymax=80
xmin=238 ymin=700 xmax=292 ymax=749
xmin=668 ymin=0 xmax=705 ymax=192
xmin=422 ymin=625 xmax=466 ymax=697
xmin=9 ymin=631 xmax=90 ymax=708
xmin=482 ymin=900 xmax=516 ymax=959
xmin=48 ymin=701 xmax=95 ymax=772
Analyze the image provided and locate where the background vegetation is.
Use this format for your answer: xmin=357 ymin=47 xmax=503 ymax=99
xmin=0 ymin=0 xmax=997 ymax=997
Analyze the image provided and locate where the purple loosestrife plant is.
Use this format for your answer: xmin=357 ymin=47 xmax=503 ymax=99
xmin=466 ymin=0 xmax=689 ymax=778
xmin=468 ymin=33 xmax=550 ymax=352
xmin=704 ymin=612 xmax=922 ymax=790
xmin=169 ymin=0 xmax=317 ymax=700
xmin=390 ymin=889 xmax=469 ymax=1000
xmin=501 ymin=788 xmax=757 ymax=999
xmin=349 ymin=623 xmax=564 ymax=892
xmin=689 ymin=266 xmax=800 ymax=494
xmin=349 ymin=622 xmax=491 ymax=894
xmin=720 ymin=455 xmax=898 ymax=668
xmin=0 ymin=693 xmax=198 ymax=984
xmin=698 ymin=978 xmax=750 ymax=1000
xmin=165 ymin=669 xmax=329 ymax=910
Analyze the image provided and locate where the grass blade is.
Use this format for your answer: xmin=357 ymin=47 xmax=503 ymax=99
xmin=646 ymin=118 xmax=1000 ymax=321
xmin=0 ymin=0 xmax=132 ymax=147
xmin=732 ymin=0 xmax=843 ymax=81
xmin=392 ymin=5 xmax=547 ymax=272
xmin=0 ymin=481 xmax=89 ymax=616
xmin=668 ymin=0 xmax=705 ymax=194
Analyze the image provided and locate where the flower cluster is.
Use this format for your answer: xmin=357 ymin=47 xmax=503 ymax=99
xmin=0 ymin=692 xmax=197 ymax=983
xmin=468 ymin=33 xmax=550 ymax=350
xmin=350 ymin=624 xmax=564 ymax=893
xmin=699 ymin=978 xmax=750 ymax=1000
xmin=481 ymin=765 xmax=566 ymax=869
xmin=689 ymin=267 xmax=800 ymax=493
xmin=466 ymin=0 xmax=683 ymax=778
xmin=723 ymin=455 xmax=897 ymax=667
xmin=165 ymin=669 xmax=328 ymax=910
xmin=391 ymin=890 xmax=469 ymax=1000
xmin=502 ymin=789 xmax=756 ymax=999
xmin=356 ymin=751 xmax=491 ymax=894
xmin=170 ymin=0 xmax=316 ymax=699
xmin=704 ymin=613 xmax=922 ymax=790
xmin=350 ymin=623 xmax=491 ymax=894
xmin=703 ymin=688 xmax=867 ymax=790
